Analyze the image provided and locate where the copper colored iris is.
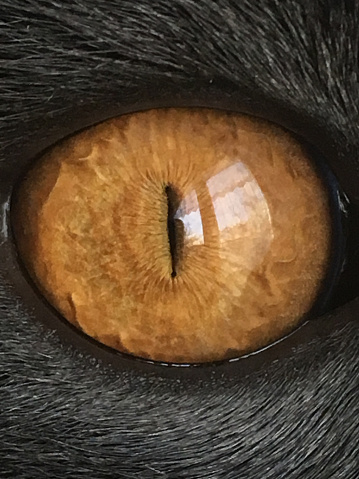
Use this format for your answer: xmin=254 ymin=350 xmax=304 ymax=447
xmin=12 ymin=109 xmax=331 ymax=363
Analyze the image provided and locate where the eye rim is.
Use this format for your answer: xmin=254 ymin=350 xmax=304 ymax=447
xmin=1 ymin=105 xmax=350 ymax=371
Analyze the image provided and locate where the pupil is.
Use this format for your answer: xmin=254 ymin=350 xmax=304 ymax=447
xmin=165 ymin=184 xmax=184 ymax=278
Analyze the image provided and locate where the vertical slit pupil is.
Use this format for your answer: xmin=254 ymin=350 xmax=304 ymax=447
xmin=165 ymin=184 xmax=183 ymax=278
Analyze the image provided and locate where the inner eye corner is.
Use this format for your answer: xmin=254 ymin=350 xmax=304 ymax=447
xmin=9 ymin=106 xmax=349 ymax=366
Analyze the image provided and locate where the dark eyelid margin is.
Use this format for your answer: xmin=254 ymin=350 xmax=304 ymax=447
xmin=1 ymin=78 xmax=358 ymax=204
xmin=0 ymin=82 xmax=357 ymax=378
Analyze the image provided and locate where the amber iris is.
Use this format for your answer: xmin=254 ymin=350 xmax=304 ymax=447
xmin=12 ymin=109 xmax=331 ymax=363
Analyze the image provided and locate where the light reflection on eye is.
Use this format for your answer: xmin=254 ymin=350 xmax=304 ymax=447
xmin=175 ymin=189 xmax=204 ymax=246
xmin=12 ymin=108 xmax=335 ymax=364
xmin=175 ymin=162 xmax=273 ymax=275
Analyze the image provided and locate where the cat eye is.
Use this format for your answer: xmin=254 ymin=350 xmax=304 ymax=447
xmin=11 ymin=108 xmax=344 ymax=364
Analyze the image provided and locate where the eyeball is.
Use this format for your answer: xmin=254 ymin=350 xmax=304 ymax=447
xmin=12 ymin=108 xmax=332 ymax=363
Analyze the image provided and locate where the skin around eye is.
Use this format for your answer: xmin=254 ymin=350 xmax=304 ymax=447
xmin=12 ymin=108 xmax=331 ymax=363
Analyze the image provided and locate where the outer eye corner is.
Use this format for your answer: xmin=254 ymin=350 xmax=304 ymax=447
xmin=10 ymin=107 xmax=349 ymax=366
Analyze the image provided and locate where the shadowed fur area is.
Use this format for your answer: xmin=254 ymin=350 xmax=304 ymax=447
xmin=1 ymin=0 xmax=359 ymax=477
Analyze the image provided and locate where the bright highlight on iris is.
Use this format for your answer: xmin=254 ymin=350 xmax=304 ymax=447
xmin=12 ymin=108 xmax=331 ymax=363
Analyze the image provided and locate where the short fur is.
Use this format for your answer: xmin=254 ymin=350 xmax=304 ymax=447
xmin=1 ymin=1 xmax=359 ymax=477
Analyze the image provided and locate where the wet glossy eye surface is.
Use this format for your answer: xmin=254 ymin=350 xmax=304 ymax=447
xmin=12 ymin=108 xmax=331 ymax=363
